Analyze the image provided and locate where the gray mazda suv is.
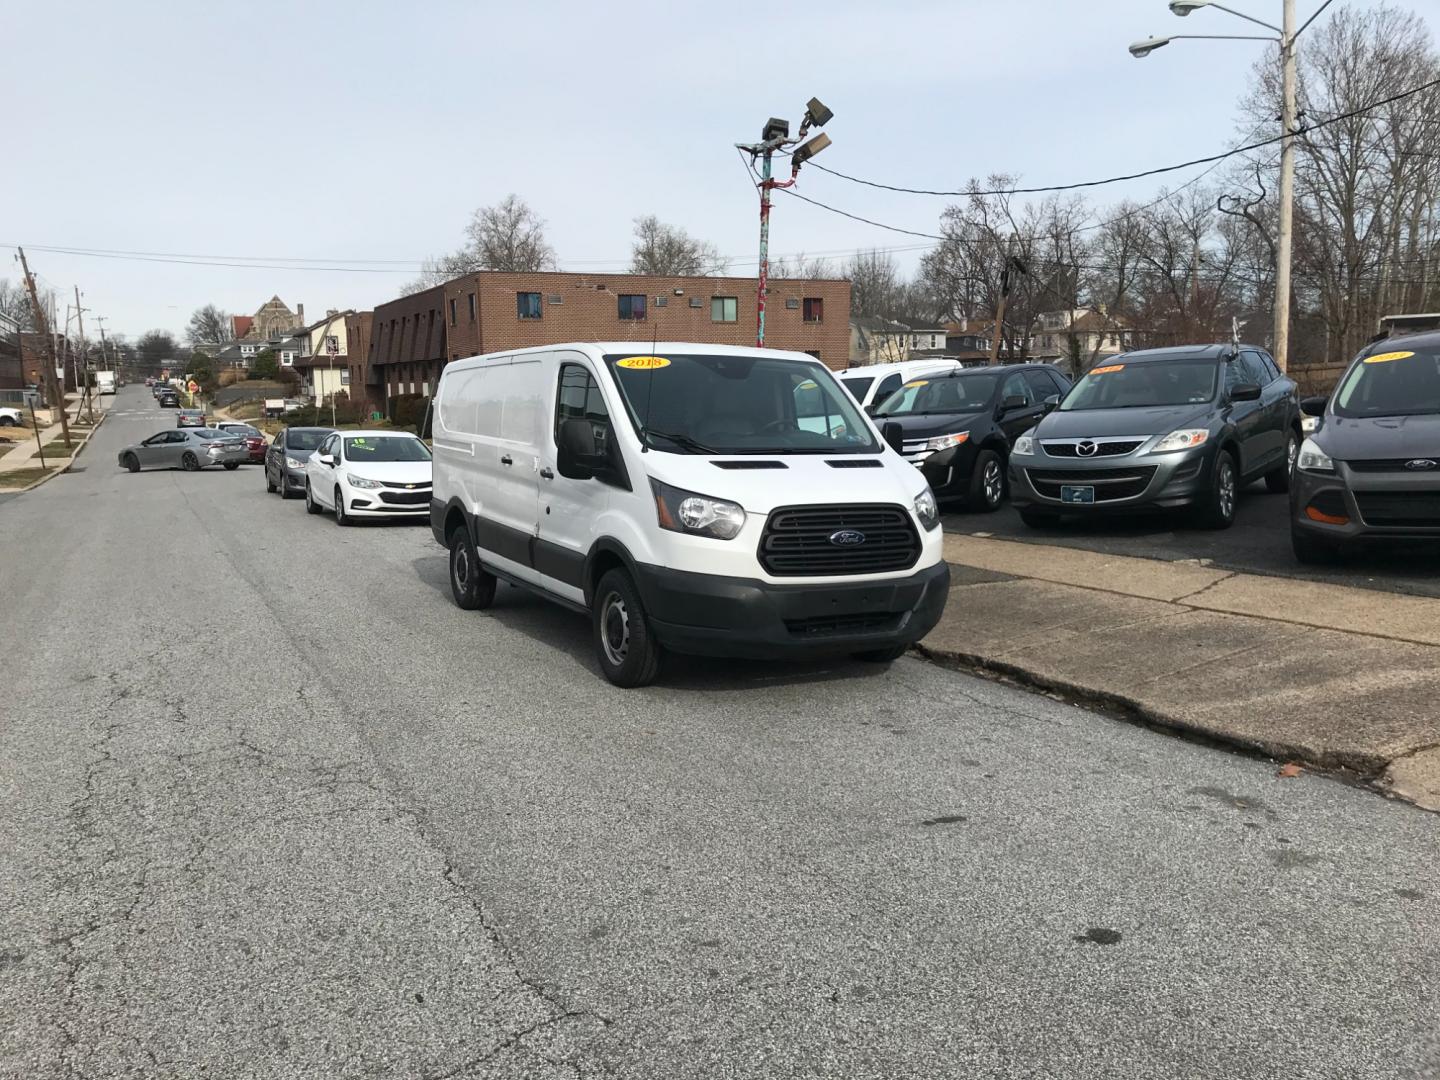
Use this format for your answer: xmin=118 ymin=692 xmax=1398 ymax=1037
xmin=1290 ymin=331 xmax=1440 ymax=562
xmin=1009 ymin=344 xmax=1301 ymax=530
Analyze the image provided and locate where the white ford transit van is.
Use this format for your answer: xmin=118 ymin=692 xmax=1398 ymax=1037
xmin=430 ymin=343 xmax=950 ymax=687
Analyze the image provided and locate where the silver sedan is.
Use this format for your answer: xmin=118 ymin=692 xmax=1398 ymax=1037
xmin=118 ymin=428 xmax=250 ymax=473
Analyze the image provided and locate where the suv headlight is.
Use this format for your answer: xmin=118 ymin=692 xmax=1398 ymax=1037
xmin=1296 ymin=437 xmax=1334 ymax=473
xmin=1149 ymin=429 xmax=1209 ymax=453
xmin=651 ymin=479 xmax=745 ymax=540
xmin=285 ymin=456 xmax=307 ymax=469
xmin=348 ymin=476 xmax=383 ymax=490
xmin=1012 ymin=434 xmax=1036 ymax=456
xmin=925 ymin=431 xmax=969 ymax=453
xmin=914 ymin=488 xmax=940 ymax=531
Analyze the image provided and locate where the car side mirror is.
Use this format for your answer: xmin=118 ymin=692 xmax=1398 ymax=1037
xmin=1229 ymin=382 xmax=1262 ymax=403
xmin=557 ymin=418 xmax=606 ymax=480
xmin=1002 ymin=394 xmax=1028 ymax=412
xmin=1043 ymin=394 xmax=1060 ymax=411
xmin=318 ymin=453 xmax=334 ymax=466
xmin=1300 ymin=395 xmax=1328 ymax=417
xmin=881 ymin=421 xmax=906 ymax=454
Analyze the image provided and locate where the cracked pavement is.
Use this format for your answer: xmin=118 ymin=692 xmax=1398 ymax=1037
xmin=1 ymin=386 xmax=1437 ymax=1079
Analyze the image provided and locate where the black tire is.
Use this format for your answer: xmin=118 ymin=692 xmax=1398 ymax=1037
xmin=223 ymin=462 xmax=240 ymax=471
xmin=265 ymin=466 xmax=277 ymax=493
xmin=448 ymin=527 xmax=497 ymax=610
xmin=967 ymin=448 xmax=1006 ymax=512
xmin=0 ymin=416 xmax=16 ymax=426
xmin=592 ymin=568 xmax=663 ymax=688
xmin=854 ymin=644 xmax=909 ymax=663
xmin=123 ymin=453 xmax=139 ymax=473
xmin=279 ymin=472 xmax=295 ymax=500
xmin=1019 ymin=508 xmax=1061 ymax=529
xmin=1193 ymin=450 xmax=1238 ymax=530
xmin=305 ymin=481 xmax=322 ymax=515
xmin=1266 ymin=430 xmax=1300 ymax=494
xmin=181 ymin=451 xmax=200 ymax=472
xmin=334 ymin=487 xmax=352 ymax=526
xmin=1292 ymin=528 xmax=1342 ymax=565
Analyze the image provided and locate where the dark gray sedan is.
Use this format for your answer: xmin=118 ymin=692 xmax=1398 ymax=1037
xmin=118 ymin=428 xmax=249 ymax=472
xmin=1008 ymin=344 xmax=1301 ymax=530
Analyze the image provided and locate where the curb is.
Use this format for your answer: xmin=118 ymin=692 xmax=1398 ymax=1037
xmin=911 ymin=641 xmax=1430 ymax=810
xmin=2 ymin=408 xmax=108 ymax=495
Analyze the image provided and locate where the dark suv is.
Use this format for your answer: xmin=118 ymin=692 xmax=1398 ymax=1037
xmin=1290 ymin=332 xmax=1440 ymax=562
xmin=1009 ymin=344 xmax=1301 ymax=529
xmin=871 ymin=364 xmax=1070 ymax=510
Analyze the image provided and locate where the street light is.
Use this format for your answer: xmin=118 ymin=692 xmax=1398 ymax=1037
xmin=1129 ymin=0 xmax=1332 ymax=373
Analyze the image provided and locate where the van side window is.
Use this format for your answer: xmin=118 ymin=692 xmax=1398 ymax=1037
xmin=555 ymin=364 xmax=609 ymax=442
xmin=873 ymin=374 xmax=903 ymax=403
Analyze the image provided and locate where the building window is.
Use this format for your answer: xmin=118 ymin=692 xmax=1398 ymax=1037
xmin=618 ymin=294 xmax=646 ymax=321
xmin=710 ymin=296 xmax=738 ymax=323
xmin=468 ymin=292 xmax=476 ymax=322
xmin=517 ymin=292 xmax=542 ymax=320
xmin=803 ymin=298 xmax=824 ymax=323
xmin=448 ymin=298 xmax=457 ymax=326
xmin=785 ymin=298 xmax=800 ymax=310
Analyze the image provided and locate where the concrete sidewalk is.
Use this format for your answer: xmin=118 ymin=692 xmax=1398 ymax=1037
xmin=920 ymin=533 xmax=1440 ymax=811
xmin=0 ymin=393 xmax=110 ymax=476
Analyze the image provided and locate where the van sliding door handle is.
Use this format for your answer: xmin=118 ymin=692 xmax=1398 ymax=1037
xmin=500 ymin=454 xmax=513 ymax=466
xmin=539 ymin=467 xmax=554 ymax=480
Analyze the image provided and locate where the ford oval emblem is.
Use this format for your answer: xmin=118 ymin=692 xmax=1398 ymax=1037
xmin=1404 ymin=459 xmax=1437 ymax=471
xmin=829 ymin=529 xmax=867 ymax=546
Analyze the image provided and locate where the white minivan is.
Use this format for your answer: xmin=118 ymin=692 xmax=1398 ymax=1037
xmin=835 ymin=359 xmax=963 ymax=411
xmin=430 ymin=343 xmax=950 ymax=687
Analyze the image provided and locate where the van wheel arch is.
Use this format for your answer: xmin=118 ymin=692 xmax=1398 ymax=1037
xmin=583 ymin=540 xmax=640 ymax=608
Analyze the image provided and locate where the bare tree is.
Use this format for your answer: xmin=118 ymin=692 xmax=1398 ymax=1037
xmin=405 ymin=194 xmax=558 ymax=292
xmin=846 ymin=249 xmax=904 ymax=320
xmin=0 ymin=279 xmax=34 ymax=329
xmin=630 ymin=216 xmax=726 ymax=275
xmin=185 ymin=304 xmax=231 ymax=347
xmin=769 ymin=252 xmax=836 ymax=280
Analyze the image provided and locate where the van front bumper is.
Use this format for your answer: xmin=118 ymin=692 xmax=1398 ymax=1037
xmin=634 ymin=561 xmax=951 ymax=659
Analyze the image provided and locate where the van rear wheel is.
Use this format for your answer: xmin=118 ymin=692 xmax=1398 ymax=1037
xmin=593 ymin=568 xmax=662 ymax=688
xmin=449 ymin=528 xmax=497 ymax=610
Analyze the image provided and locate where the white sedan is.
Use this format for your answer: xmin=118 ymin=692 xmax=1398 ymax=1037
xmin=0 ymin=406 xmax=22 ymax=427
xmin=304 ymin=430 xmax=433 ymax=526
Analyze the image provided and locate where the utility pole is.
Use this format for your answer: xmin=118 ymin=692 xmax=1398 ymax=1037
xmin=737 ymin=98 xmax=834 ymax=347
xmin=987 ymin=255 xmax=1027 ymax=366
xmin=17 ymin=247 xmax=71 ymax=450
xmin=1274 ymin=0 xmax=1297 ymax=372
xmin=75 ymin=287 xmax=94 ymax=424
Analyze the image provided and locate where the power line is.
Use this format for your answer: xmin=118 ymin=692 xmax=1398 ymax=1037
xmin=805 ymin=76 xmax=1440 ymax=197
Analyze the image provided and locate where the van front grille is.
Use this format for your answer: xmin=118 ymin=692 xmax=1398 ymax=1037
xmin=759 ymin=504 xmax=920 ymax=577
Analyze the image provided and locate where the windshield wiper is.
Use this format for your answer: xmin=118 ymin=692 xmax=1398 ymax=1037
xmin=641 ymin=429 xmax=717 ymax=454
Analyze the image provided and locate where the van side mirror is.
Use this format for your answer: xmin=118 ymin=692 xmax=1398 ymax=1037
xmin=1300 ymin=395 xmax=1328 ymax=417
xmin=558 ymin=417 xmax=630 ymax=487
xmin=881 ymin=421 xmax=906 ymax=455
xmin=1229 ymin=382 xmax=1262 ymax=403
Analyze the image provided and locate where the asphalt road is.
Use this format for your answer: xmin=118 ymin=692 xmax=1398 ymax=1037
xmin=2 ymin=386 xmax=1437 ymax=1079
xmin=944 ymin=482 xmax=1440 ymax=599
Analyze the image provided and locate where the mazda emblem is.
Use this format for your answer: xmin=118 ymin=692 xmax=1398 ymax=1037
xmin=829 ymin=530 xmax=867 ymax=546
xmin=1405 ymin=459 xmax=1437 ymax=471
xmin=1076 ymin=440 xmax=1099 ymax=457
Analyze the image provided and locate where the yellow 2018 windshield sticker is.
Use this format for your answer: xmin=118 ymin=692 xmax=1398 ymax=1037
xmin=1089 ymin=364 xmax=1124 ymax=375
xmin=616 ymin=356 xmax=671 ymax=370
xmin=1363 ymin=350 xmax=1414 ymax=364
xmin=904 ymin=380 xmax=929 ymax=388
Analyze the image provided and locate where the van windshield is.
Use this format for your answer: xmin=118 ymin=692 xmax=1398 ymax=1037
xmin=603 ymin=353 xmax=879 ymax=454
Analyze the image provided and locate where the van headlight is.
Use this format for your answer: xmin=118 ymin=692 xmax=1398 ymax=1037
xmin=1012 ymin=434 xmax=1036 ymax=456
xmin=1296 ymin=437 xmax=1335 ymax=473
xmin=914 ymin=488 xmax=940 ymax=531
xmin=651 ymin=479 xmax=746 ymax=540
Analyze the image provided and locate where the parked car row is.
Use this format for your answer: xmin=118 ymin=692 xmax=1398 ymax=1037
xmin=265 ymin=427 xmax=434 ymax=524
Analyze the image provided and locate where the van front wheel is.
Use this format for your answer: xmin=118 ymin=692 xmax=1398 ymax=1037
xmin=449 ymin=528 xmax=496 ymax=610
xmin=593 ymin=568 xmax=662 ymax=688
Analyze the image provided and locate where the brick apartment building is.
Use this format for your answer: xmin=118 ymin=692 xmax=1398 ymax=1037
xmin=368 ymin=286 xmax=447 ymax=403
xmin=343 ymin=310 xmax=374 ymax=408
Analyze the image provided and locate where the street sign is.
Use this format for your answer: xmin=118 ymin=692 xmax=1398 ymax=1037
xmin=325 ymin=335 xmax=340 ymax=356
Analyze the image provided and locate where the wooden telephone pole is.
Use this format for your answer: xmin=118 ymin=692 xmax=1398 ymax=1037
xmin=75 ymin=286 xmax=94 ymax=424
xmin=17 ymin=247 xmax=72 ymax=449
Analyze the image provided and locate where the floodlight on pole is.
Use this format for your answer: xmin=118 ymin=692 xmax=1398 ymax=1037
xmin=1129 ymin=35 xmax=1172 ymax=56
xmin=1169 ymin=0 xmax=1210 ymax=15
xmin=790 ymin=133 xmax=832 ymax=168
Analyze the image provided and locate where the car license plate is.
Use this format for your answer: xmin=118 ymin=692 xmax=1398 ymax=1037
xmin=1061 ymin=485 xmax=1095 ymax=504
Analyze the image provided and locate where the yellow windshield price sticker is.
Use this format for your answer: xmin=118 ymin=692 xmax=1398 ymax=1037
xmin=797 ymin=380 xmax=818 ymax=390
xmin=904 ymin=380 xmax=929 ymax=388
xmin=1363 ymin=350 xmax=1414 ymax=364
xmin=617 ymin=356 xmax=671 ymax=370
xmin=1090 ymin=364 xmax=1125 ymax=375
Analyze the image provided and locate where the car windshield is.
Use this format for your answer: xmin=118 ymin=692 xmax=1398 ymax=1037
xmin=343 ymin=435 xmax=432 ymax=462
xmin=603 ymin=352 xmax=878 ymax=454
xmin=875 ymin=374 xmax=997 ymax=417
xmin=838 ymin=375 xmax=873 ymax=402
xmin=287 ymin=430 xmax=328 ymax=451
xmin=1334 ymin=345 xmax=1440 ymax=418
xmin=1061 ymin=360 xmax=1217 ymax=410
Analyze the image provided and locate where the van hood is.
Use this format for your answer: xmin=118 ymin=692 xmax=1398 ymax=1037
xmin=345 ymin=460 xmax=433 ymax=484
xmin=643 ymin=451 xmax=925 ymax=514
xmin=1316 ymin=413 xmax=1440 ymax=460
xmin=876 ymin=410 xmax=987 ymax=439
xmin=1036 ymin=403 xmax=1213 ymax=439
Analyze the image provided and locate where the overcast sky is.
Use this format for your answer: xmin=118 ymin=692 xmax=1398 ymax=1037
xmin=4 ymin=0 xmax=1332 ymax=341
